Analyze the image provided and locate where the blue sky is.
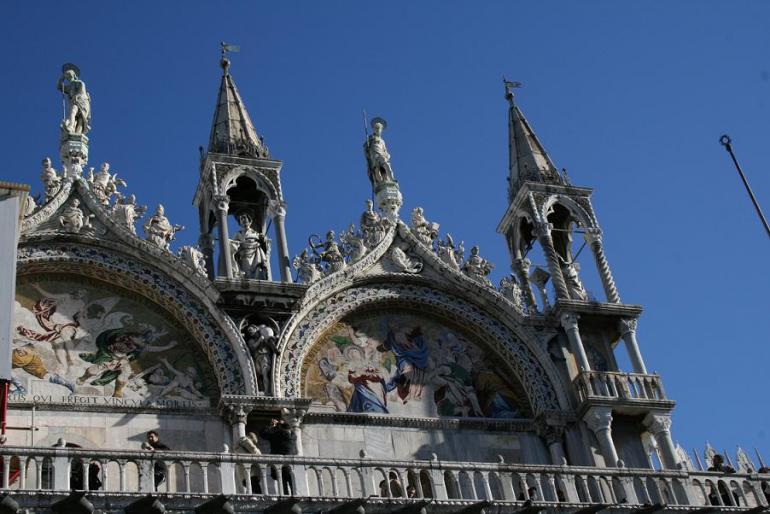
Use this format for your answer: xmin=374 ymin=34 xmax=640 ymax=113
xmin=4 ymin=2 xmax=769 ymax=464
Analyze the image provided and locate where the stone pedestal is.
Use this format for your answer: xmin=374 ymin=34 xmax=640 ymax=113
xmin=374 ymin=181 xmax=402 ymax=221
xmin=60 ymin=132 xmax=89 ymax=179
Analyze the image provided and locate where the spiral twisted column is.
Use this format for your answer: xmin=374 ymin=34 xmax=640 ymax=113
xmin=585 ymin=228 xmax=621 ymax=303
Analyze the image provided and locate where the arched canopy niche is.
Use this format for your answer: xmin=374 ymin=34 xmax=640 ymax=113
xmin=14 ymin=242 xmax=257 ymax=400
xmin=276 ymin=283 xmax=563 ymax=416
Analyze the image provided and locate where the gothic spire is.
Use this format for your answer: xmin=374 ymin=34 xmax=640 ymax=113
xmin=208 ymin=52 xmax=269 ymax=159
xmin=504 ymin=80 xmax=562 ymax=200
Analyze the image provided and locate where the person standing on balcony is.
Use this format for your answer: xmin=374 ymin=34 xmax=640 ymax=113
xmin=260 ymin=419 xmax=295 ymax=494
xmin=142 ymin=430 xmax=170 ymax=488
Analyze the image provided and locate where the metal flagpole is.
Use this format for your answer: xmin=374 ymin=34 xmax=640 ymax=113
xmin=720 ymin=135 xmax=770 ymax=238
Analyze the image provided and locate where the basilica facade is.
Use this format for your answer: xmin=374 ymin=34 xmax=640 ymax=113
xmin=0 ymin=56 xmax=767 ymax=514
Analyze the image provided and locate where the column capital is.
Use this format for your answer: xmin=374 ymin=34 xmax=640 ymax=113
xmin=643 ymin=412 xmax=672 ymax=435
xmin=222 ymin=404 xmax=250 ymax=425
xmin=268 ymin=199 xmax=287 ymax=218
xmin=281 ymin=407 xmax=307 ymax=429
xmin=584 ymin=406 xmax=613 ymax=434
xmin=618 ymin=317 xmax=638 ymax=336
xmin=560 ymin=312 xmax=580 ymax=330
xmin=513 ymin=257 xmax=531 ymax=272
xmin=213 ymin=194 xmax=230 ymax=212
xmin=533 ymin=220 xmax=554 ymax=238
xmin=584 ymin=227 xmax=603 ymax=245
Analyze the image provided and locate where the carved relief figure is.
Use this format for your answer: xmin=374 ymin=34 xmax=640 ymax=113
xmin=304 ymin=312 xmax=524 ymax=419
xmin=57 ymin=64 xmax=91 ymax=135
xmin=499 ymin=274 xmax=524 ymax=311
xmin=40 ymin=157 xmax=62 ymax=203
xmin=59 ymin=199 xmax=95 ymax=234
xmin=360 ymin=199 xmax=387 ymax=247
xmin=364 ymin=117 xmax=395 ymax=186
xmin=244 ymin=320 xmax=279 ymax=396
xmin=143 ymin=204 xmax=184 ymax=251
xmin=389 ymin=246 xmax=423 ymax=273
xmin=561 ymin=262 xmax=588 ymax=301
xmin=436 ymin=233 xmax=464 ymax=270
xmin=310 ymin=230 xmax=346 ymax=273
xmin=111 ymin=194 xmax=147 ymax=235
xmin=231 ymin=213 xmax=270 ymax=279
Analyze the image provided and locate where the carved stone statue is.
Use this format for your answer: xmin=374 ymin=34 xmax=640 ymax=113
xmin=40 ymin=157 xmax=62 ymax=203
xmin=312 ymin=230 xmax=346 ymax=273
xmin=111 ymin=194 xmax=147 ymax=235
xmin=410 ymin=207 xmax=439 ymax=246
xmin=530 ymin=266 xmax=551 ymax=311
xmin=462 ymin=246 xmax=494 ymax=286
xmin=499 ymin=274 xmax=524 ymax=311
xmin=244 ymin=320 xmax=279 ymax=396
xmin=339 ymin=224 xmax=367 ymax=262
xmin=292 ymin=249 xmax=322 ymax=284
xmin=178 ymin=245 xmax=207 ymax=276
xmin=23 ymin=195 xmax=37 ymax=216
xmin=436 ymin=233 xmax=464 ymax=270
xmin=390 ymin=246 xmax=423 ymax=273
xmin=562 ymin=262 xmax=588 ymax=301
xmin=59 ymin=199 xmax=94 ymax=234
xmin=364 ymin=117 xmax=395 ymax=186
xmin=360 ymin=199 xmax=386 ymax=248
xmin=57 ymin=64 xmax=91 ymax=135
xmin=87 ymin=162 xmax=125 ymax=205
xmin=143 ymin=204 xmax=184 ymax=251
xmin=230 ymin=213 xmax=270 ymax=279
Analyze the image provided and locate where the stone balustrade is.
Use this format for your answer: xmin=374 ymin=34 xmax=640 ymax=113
xmin=574 ymin=371 xmax=669 ymax=404
xmin=1 ymin=446 xmax=769 ymax=511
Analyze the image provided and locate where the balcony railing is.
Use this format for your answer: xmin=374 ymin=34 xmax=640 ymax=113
xmin=574 ymin=371 xmax=670 ymax=404
xmin=0 ymin=446 xmax=768 ymax=511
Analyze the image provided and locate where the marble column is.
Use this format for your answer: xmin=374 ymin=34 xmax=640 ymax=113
xmin=584 ymin=407 xmax=620 ymax=468
xmin=513 ymin=257 xmax=538 ymax=312
xmin=560 ymin=312 xmax=591 ymax=372
xmin=619 ymin=318 xmax=648 ymax=374
xmin=585 ymin=229 xmax=621 ymax=303
xmin=533 ymin=221 xmax=570 ymax=300
xmin=198 ymin=233 xmax=215 ymax=280
xmin=538 ymin=423 xmax=568 ymax=466
xmin=214 ymin=194 xmax=233 ymax=279
xmin=270 ymin=201 xmax=292 ymax=283
xmin=226 ymin=405 xmax=248 ymax=447
xmin=644 ymin=413 xmax=679 ymax=470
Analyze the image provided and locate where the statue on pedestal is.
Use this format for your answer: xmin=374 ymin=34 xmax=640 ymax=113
xmin=57 ymin=64 xmax=91 ymax=136
xmin=230 ymin=213 xmax=270 ymax=279
xmin=364 ymin=117 xmax=396 ymax=187
xmin=244 ymin=320 xmax=279 ymax=396
xmin=143 ymin=204 xmax=183 ymax=251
